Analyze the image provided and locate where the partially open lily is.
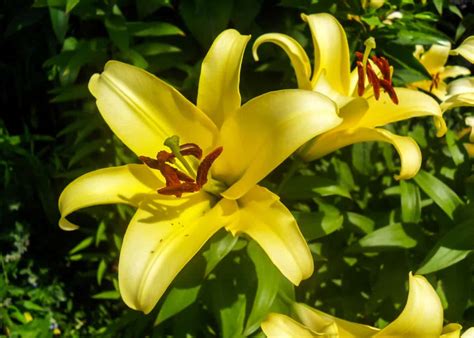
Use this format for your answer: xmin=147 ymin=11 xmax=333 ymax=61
xmin=440 ymin=77 xmax=474 ymax=112
xmin=253 ymin=13 xmax=447 ymax=180
xmin=450 ymin=36 xmax=474 ymax=64
xmin=58 ymin=29 xmax=342 ymax=313
xmin=261 ymin=273 xmax=471 ymax=338
xmin=411 ymin=43 xmax=471 ymax=101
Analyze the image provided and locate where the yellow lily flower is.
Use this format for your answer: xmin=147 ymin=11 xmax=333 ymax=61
xmin=261 ymin=274 xmax=471 ymax=338
xmin=411 ymin=43 xmax=471 ymax=101
xmin=465 ymin=116 xmax=474 ymax=157
xmin=58 ymin=29 xmax=342 ymax=313
xmin=450 ymin=36 xmax=474 ymax=64
xmin=253 ymin=13 xmax=446 ymax=180
xmin=440 ymin=77 xmax=474 ymax=112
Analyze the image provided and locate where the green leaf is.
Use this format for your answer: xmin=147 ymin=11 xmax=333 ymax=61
xmin=49 ymin=7 xmax=68 ymax=43
xmin=244 ymin=241 xmax=282 ymax=335
xmin=105 ymin=14 xmax=130 ymax=51
xmin=293 ymin=211 xmax=344 ymax=240
xmin=92 ymin=290 xmax=120 ymax=299
xmin=445 ymin=130 xmax=465 ymax=166
xmin=136 ymin=0 xmax=171 ymax=18
xmin=156 ymin=285 xmax=202 ymax=324
xmin=203 ymin=232 xmax=239 ymax=276
xmin=433 ymin=0 xmax=444 ymax=14
xmin=65 ymin=0 xmax=80 ymax=13
xmin=400 ymin=180 xmax=421 ymax=223
xmin=280 ymin=175 xmax=351 ymax=199
xmin=355 ymin=223 xmax=421 ymax=251
xmin=346 ymin=212 xmax=375 ymax=234
xmin=97 ymin=259 xmax=107 ymax=285
xmin=417 ymin=220 xmax=474 ymax=274
xmin=127 ymin=22 xmax=185 ymax=37
xmin=179 ymin=0 xmax=234 ymax=48
xmin=413 ymin=170 xmax=464 ymax=219
xmin=135 ymin=42 xmax=181 ymax=56
xmin=69 ymin=236 xmax=94 ymax=254
xmin=352 ymin=142 xmax=375 ymax=176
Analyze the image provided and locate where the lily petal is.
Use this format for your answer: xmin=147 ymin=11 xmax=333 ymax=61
xmin=450 ymin=36 xmax=474 ymax=63
xmin=375 ymin=273 xmax=443 ymax=337
xmin=441 ymin=324 xmax=463 ymax=338
xmin=358 ymin=88 xmax=447 ymax=137
xmin=89 ymin=61 xmax=218 ymax=157
xmin=462 ymin=328 xmax=474 ymax=338
xmin=119 ymin=193 xmax=237 ymax=313
xmin=197 ymin=29 xmax=250 ymax=128
xmin=58 ymin=164 xmax=160 ymax=230
xmin=419 ymin=44 xmax=450 ymax=75
xmin=261 ymin=313 xmax=321 ymax=337
xmin=441 ymin=66 xmax=471 ymax=80
xmin=293 ymin=303 xmax=379 ymax=338
xmin=252 ymin=33 xmax=313 ymax=90
xmin=302 ymin=13 xmax=351 ymax=95
xmin=216 ymin=89 xmax=341 ymax=199
xmin=301 ymin=127 xmax=422 ymax=180
xmin=466 ymin=116 xmax=474 ymax=142
xmin=227 ymin=185 xmax=313 ymax=285
xmin=441 ymin=77 xmax=474 ymax=111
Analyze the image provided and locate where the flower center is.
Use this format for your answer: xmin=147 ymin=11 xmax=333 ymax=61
xmin=355 ymin=37 xmax=399 ymax=104
xmin=139 ymin=135 xmax=224 ymax=198
xmin=430 ymin=72 xmax=441 ymax=92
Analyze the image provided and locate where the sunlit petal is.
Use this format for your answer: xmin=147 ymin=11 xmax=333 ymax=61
xmin=441 ymin=324 xmax=463 ymax=338
xmin=293 ymin=303 xmax=379 ymax=338
xmin=450 ymin=36 xmax=474 ymax=63
xmin=215 ymin=90 xmax=341 ymax=199
xmin=227 ymin=186 xmax=313 ymax=285
xmin=119 ymin=194 xmax=237 ymax=313
xmin=441 ymin=77 xmax=474 ymax=111
xmin=420 ymin=44 xmax=451 ymax=74
xmin=58 ymin=164 xmax=160 ymax=230
xmin=462 ymin=328 xmax=474 ymax=338
xmin=197 ymin=29 xmax=250 ymax=128
xmin=441 ymin=66 xmax=471 ymax=80
xmin=302 ymin=13 xmax=351 ymax=95
xmin=88 ymin=61 xmax=218 ymax=157
xmin=375 ymin=273 xmax=443 ymax=337
xmin=358 ymin=88 xmax=447 ymax=137
xmin=252 ymin=33 xmax=313 ymax=90
xmin=466 ymin=116 xmax=474 ymax=142
xmin=301 ymin=127 xmax=421 ymax=180
xmin=261 ymin=313 xmax=321 ymax=337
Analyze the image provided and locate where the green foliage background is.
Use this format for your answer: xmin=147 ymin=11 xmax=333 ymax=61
xmin=1 ymin=0 xmax=473 ymax=336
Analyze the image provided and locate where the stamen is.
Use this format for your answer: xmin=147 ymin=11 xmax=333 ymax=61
xmin=139 ymin=138 xmax=223 ymax=198
xmin=430 ymin=73 xmax=440 ymax=92
xmin=354 ymin=38 xmax=398 ymax=104
xmin=196 ymin=147 xmax=223 ymax=187
xmin=164 ymin=135 xmax=196 ymax=177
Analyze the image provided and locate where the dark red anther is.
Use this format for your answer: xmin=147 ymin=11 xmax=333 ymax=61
xmin=356 ymin=61 xmax=365 ymax=97
xmin=196 ymin=147 xmax=223 ymax=187
xmin=366 ymin=63 xmax=380 ymax=100
xmin=180 ymin=143 xmax=203 ymax=159
xmin=157 ymin=150 xmax=174 ymax=163
xmin=355 ymin=51 xmax=364 ymax=61
xmin=379 ymin=56 xmax=392 ymax=82
xmin=139 ymin=156 xmax=161 ymax=170
xmin=158 ymin=182 xmax=200 ymax=198
xmin=380 ymin=79 xmax=399 ymax=104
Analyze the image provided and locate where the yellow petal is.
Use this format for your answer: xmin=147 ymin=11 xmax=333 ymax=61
xmin=252 ymin=33 xmax=313 ymax=90
xmin=466 ymin=116 xmax=474 ymax=142
xmin=462 ymin=328 xmax=474 ymax=338
xmin=441 ymin=324 xmax=463 ymax=338
xmin=465 ymin=143 xmax=474 ymax=158
xmin=441 ymin=77 xmax=474 ymax=111
xmin=441 ymin=66 xmax=471 ymax=80
xmin=358 ymin=88 xmax=447 ymax=137
xmin=216 ymin=90 xmax=341 ymax=199
xmin=58 ymin=164 xmax=160 ymax=231
xmin=302 ymin=127 xmax=421 ymax=180
xmin=302 ymin=13 xmax=351 ymax=95
xmin=197 ymin=29 xmax=250 ymax=128
xmin=293 ymin=303 xmax=379 ymax=338
xmin=375 ymin=273 xmax=443 ymax=337
xmin=261 ymin=313 xmax=321 ymax=337
xmin=119 ymin=194 xmax=238 ymax=313
xmin=88 ymin=61 xmax=218 ymax=157
xmin=227 ymin=185 xmax=313 ymax=285
xmin=450 ymin=36 xmax=474 ymax=63
xmin=419 ymin=44 xmax=451 ymax=74
xmin=413 ymin=45 xmax=425 ymax=60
